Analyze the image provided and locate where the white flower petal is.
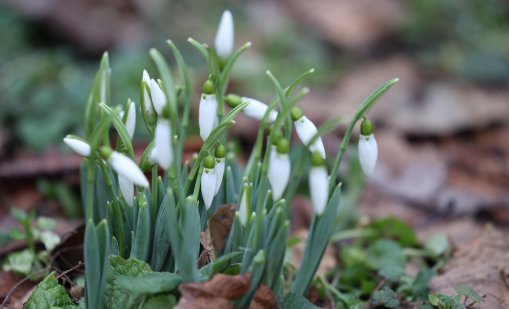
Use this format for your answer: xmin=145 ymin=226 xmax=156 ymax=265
xmin=242 ymin=97 xmax=278 ymax=123
xmin=239 ymin=191 xmax=248 ymax=226
xmin=295 ymin=116 xmax=326 ymax=158
xmin=268 ymin=153 xmax=290 ymax=200
xmin=149 ymin=79 xmax=166 ymax=116
xmin=155 ymin=119 xmax=173 ymax=170
xmin=142 ymin=70 xmax=150 ymax=84
xmin=199 ymin=94 xmax=218 ymax=141
xmin=142 ymin=71 xmax=154 ymax=116
xmin=118 ymin=174 xmax=134 ymax=206
xmin=63 ymin=136 xmax=91 ymax=157
xmin=309 ymin=166 xmax=328 ymax=215
xmin=201 ymin=168 xmax=217 ymax=210
xmin=358 ymin=134 xmax=378 ymax=176
xmin=109 ymin=151 xmax=149 ymax=187
xmin=125 ymin=101 xmax=136 ymax=140
xmin=214 ymin=158 xmax=225 ymax=195
xmin=149 ymin=147 xmax=158 ymax=164
xmin=214 ymin=10 xmax=234 ymax=59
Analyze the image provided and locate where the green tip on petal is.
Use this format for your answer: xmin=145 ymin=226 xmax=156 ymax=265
xmin=291 ymin=107 xmax=303 ymax=121
xmin=204 ymin=155 xmax=215 ymax=169
xmin=202 ymin=80 xmax=215 ymax=95
xmin=225 ymin=94 xmax=241 ymax=107
xmin=215 ymin=144 xmax=226 ymax=159
xmin=276 ymin=138 xmax=290 ymax=154
xmin=311 ymin=151 xmax=324 ymax=167
xmin=99 ymin=146 xmax=113 ymax=160
xmin=360 ymin=118 xmax=373 ymax=136
xmin=271 ymin=131 xmax=283 ymax=145
xmin=161 ymin=105 xmax=170 ymax=119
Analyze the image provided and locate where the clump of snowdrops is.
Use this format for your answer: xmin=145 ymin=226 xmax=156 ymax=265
xmin=63 ymin=10 xmax=397 ymax=308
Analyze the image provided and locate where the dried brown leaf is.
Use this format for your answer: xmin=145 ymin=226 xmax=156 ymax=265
xmin=208 ymin=204 xmax=236 ymax=253
xmin=249 ymin=285 xmax=278 ymax=309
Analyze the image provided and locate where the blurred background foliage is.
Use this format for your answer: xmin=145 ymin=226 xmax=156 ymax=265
xmin=0 ymin=0 xmax=508 ymax=152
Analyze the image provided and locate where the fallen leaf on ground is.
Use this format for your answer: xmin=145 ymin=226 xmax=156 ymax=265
xmin=208 ymin=204 xmax=237 ymax=253
xmin=430 ymin=225 xmax=509 ymax=308
xmin=176 ymin=273 xmax=251 ymax=309
xmin=249 ymin=285 xmax=278 ymax=309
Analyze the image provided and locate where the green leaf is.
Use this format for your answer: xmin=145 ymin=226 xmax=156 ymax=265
xmin=9 ymin=229 xmax=25 ymax=240
xmin=379 ymin=265 xmax=404 ymax=282
xmin=428 ymin=294 xmax=466 ymax=309
xmin=142 ymin=294 xmax=177 ymax=309
xmin=412 ymin=268 xmax=435 ymax=300
xmin=372 ymin=286 xmax=400 ymax=308
xmin=116 ymin=272 xmax=181 ymax=295
xmin=282 ymin=292 xmax=320 ymax=309
xmin=40 ymin=230 xmax=61 ymax=251
xmin=2 ymin=249 xmax=35 ymax=275
xmin=37 ymin=217 xmax=57 ymax=230
xmin=25 ymin=272 xmax=79 ymax=309
xmin=456 ymin=284 xmax=482 ymax=303
xmin=105 ymin=255 xmax=152 ymax=309
xmin=425 ymin=234 xmax=450 ymax=257
xmin=0 ymin=231 xmax=10 ymax=246
xmin=11 ymin=207 xmax=27 ymax=222
xmin=368 ymin=217 xmax=418 ymax=247
xmin=367 ymin=239 xmax=405 ymax=271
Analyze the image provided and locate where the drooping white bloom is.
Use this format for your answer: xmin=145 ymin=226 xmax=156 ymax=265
xmin=109 ymin=151 xmax=149 ymax=188
xmin=214 ymin=158 xmax=225 ymax=195
xmin=63 ymin=135 xmax=91 ymax=157
xmin=118 ymin=174 xmax=134 ymax=206
xmin=142 ymin=70 xmax=154 ymax=116
xmin=294 ymin=116 xmax=326 ymax=158
xmin=148 ymin=147 xmax=158 ymax=164
xmin=309 ymin=165 xmax=328 ymax=215
xmin=201 ymin=168 xmax=217 ymax=210
xmin=154 ymin=119 xmax=173 ymax=170
xmin=125 ymin=101 xmax=136 ymax=140
xmin=214 ymin=10 xmax=234 ymax=59
xmin=149 ymin=79 xmax=166 ymax=116
xmin=242 ymin=97 xmax=278 ymax=123
xmin=199 ymin=94 xmax=218 ymax=141
xmin=358 ymin=134 xmax=378 ymax=176
xmin=268 ymin=152 xmax=291 ymax=201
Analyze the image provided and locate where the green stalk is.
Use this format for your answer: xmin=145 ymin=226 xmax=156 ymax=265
xmin=86 ymin=159 xmax=96 ymax=222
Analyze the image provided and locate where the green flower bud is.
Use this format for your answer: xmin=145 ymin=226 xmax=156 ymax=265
xmin=225 ymin=94 xmax=241 ymax=107
xmin=311 ymin=151 xmax=324 ymax=167
xmin=276 ymin=138 xmax=290 ymax=154
xmin=202 ymin=80 xmax=215 ymax=95
xmin=271 ymin=131 xmax=283 ymax=145
xmin=291 ymin=107 xmax=304 ymax=121
xmin=161 ymin=104 xmax=171 ymax=119
xmin=204 ymin=155 xmax=215 ymax=169
xmin=360 ymin=118 xmax=373 ymax=136
xmin=99 ymin=146 xmax=113 ymax=160
xmin=214 ymin=144 xmax=226 ymax=159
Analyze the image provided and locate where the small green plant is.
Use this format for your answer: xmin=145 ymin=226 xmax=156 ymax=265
xmin=2 ymin=208 xmax=60 ymax=279
xmin=30 ymin=10 xmax=397 ymax=308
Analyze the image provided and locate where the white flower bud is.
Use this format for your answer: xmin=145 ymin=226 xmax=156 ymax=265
xmin=148 ymin=147 xmax=158 ymax=164
xmin=149 ymin=79 xmax=166 ymax=116
xmin=358 ymin=134 xmax=378 ymax=176
xmin=63 ymin=135 xmax=91 ymax=157
xmin=118 ymin=174 xmax=134 ymax=206
xmin=109 ymin=151 xmax=149 ymax=188
xmin=294 ymin=116 xmax=326 ymax=158
xmin=125 ymin=101 xmax=136 ymax=140
xmin=142 ymin=70 xmax=154 ymax=116
xmin=241 ymin=97 xmax=278 ymax=123
xmin=309 ymin=165 xmax=328 ymax=215
xmin=268 ymin=152 xmax=290 ymax=200
xmin=199 ymin=94 xmax=218 ymax=141
xmin=201 ymin=168 xmax=217 ymax=210
xmin=214 ymin=10 xmax=234 ymax=59
xmin=154 ymin=119 xmax=173 ymax=170
xmin=214 ymin=158 xmax=225 ymax=195
xmin=239 ymin=190 xmax=248 ymax=226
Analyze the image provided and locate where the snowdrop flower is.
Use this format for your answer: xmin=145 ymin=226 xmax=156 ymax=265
xmin=268 ymin=138 xmax=291 ymax=200
xmin=358 ymin=118 xmax=378 ymax=176
xmin=124 ymin=100 xmax=136 ymax=139
xmin=292 ymin=107 xmax=326 ymax=159
xmin=149 ymin=79 xmax=166 ymax=116
xmin=154 ymin=114 xmax=173 ymax=170
xmin=214 ymin=10 xmax=234 ymax=59
xmin=99 ymin=147 xmax=149 ymax=188
xmin=118 ymin=174 xmax=134 ymax=206
xmin=309 ymin=152 xmax=328 ymax=215
xmin=214 ymin=145 xmax=226 ymax=195
xmin=201 ymin=155 xmax=217 ymax=210
xmin=148 ymin=147 xmax=158 ymax=164
xmin=239 ymin=184 xmax=250 ymax=225
xmin=199 ymin=80 xmax=218 ymax=141
xmin=225 ymin=94 xmax=278 ymax=123
xmin=141 ymin=71 xmax=155 ymax=121
xmin=63 ymin=135 xmax=91 ymax=157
